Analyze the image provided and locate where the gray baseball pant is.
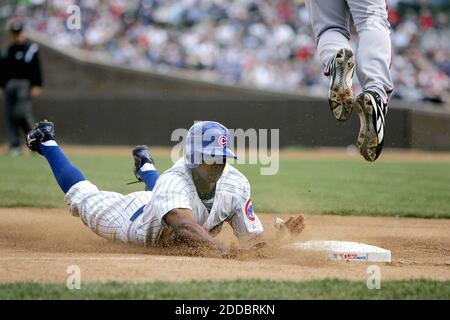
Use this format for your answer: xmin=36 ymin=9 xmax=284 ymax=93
xmin=4 ymin=79 xmax=35 ymax=149
xmin=305 ymin=0 xmax=394 ymax=103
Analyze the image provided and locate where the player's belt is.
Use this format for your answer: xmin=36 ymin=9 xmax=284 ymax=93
xmin=130 ymin=205 xmax=145 ymax=222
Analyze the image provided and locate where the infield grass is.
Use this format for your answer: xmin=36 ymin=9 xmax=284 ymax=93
xmin=0 ymin=279 xmax=449 ymax=299
xmin=0 ymin=151 xmax=449 ymax=218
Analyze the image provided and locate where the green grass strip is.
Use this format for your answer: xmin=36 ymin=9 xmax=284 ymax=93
xmin=0 ymin=279 xmax=449 ymax=300
xmin=1 ymin=154 xmax=449 ymax=218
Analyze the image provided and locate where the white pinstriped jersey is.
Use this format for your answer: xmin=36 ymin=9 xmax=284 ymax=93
xmin=128 ymin=159 xmax=264 ymax=246
xmin=65 ymin=159 xmax=263 ymax=247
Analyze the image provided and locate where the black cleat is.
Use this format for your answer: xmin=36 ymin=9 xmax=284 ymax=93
xmin=25 ymin=120 xmax=55 ymax=155
xmin=355 ymin=91 xmax=387 ymax=162
xmin=132 ymin=145 xmax=155 ymax=181
xmin=328 ymin=48 xmax=356 ymax=122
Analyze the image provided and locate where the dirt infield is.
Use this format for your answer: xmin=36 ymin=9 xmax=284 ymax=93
xmin=0 ymin=208 xmax=449 ymax=283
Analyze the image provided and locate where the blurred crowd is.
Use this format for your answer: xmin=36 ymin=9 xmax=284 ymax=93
xmin=1 ymin=0 xmax=449 ymax=105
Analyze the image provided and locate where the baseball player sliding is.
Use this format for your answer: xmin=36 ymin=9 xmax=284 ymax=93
xmin=25 ymin=120 xmax=305 ymax=257
xmin=305 ymin=0 xmax=394 ymax=162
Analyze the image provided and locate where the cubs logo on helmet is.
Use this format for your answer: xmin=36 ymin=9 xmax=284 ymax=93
xmin=218 ymin=135 xmax=227 ymax=147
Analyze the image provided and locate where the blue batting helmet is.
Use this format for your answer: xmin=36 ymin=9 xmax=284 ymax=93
xmin=184 ymin=121 xmax=237 ymax=169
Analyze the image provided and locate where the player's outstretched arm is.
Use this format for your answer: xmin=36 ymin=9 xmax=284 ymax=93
xmin=164 ymin=208 xmax=232 ymax=258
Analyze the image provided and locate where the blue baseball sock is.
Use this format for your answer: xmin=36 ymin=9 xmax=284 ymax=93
xmin=40 ymin=141 xmax=86 ymax=193
xmin=138 ymin=163 xmax=159 ymax=191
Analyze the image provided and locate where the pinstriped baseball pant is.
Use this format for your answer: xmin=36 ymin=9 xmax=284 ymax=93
xmin=65 ymin=180 xmax=153 ymax=243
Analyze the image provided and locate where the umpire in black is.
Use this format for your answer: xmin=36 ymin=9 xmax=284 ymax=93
xmin=0 ymin=19 xmax=43 ymax=155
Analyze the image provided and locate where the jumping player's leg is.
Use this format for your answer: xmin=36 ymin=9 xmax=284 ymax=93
xmin=347 ymin=0 xmax=393 ymax=103
xmin=305 ymin=0 xmax=352 ymax=75
xmin=305 ymin=0 xmax=356 ymax=121
xmin=347 ymin=0 xmax=393 ymax=162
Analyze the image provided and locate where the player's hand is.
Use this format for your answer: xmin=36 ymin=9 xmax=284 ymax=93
xmin=285 ymin=215 xmax=305 ymax=235
xmin=274 ymin=214 xmax=305 ymax=237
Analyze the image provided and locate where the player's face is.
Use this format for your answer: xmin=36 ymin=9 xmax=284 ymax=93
xmin=195 ymin=161 xmax=226 ymax=184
